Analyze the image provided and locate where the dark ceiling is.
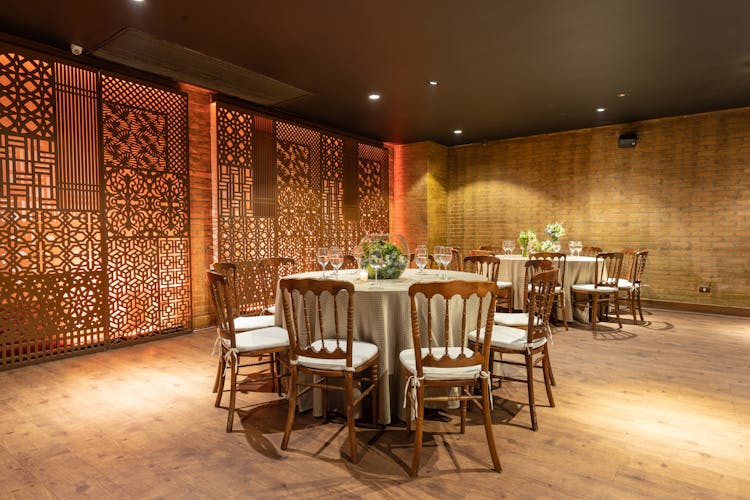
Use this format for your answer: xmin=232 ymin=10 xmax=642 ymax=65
xmin=3 ymin=0 xmax=750 ymax=145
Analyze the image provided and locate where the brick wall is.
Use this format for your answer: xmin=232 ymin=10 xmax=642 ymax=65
xmin=185 ymin=87 xmax=214 ymax=328
xmin=445 ymin=107 xmax=750 ymax=308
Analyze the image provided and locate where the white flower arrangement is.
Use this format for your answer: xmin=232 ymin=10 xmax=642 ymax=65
xmin=545 ymin=221 xmax=566 ymax=241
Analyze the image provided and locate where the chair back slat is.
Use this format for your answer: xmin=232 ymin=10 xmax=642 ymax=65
xmin=258 ymin=257 xmax=296 ymax=311
xmin=522 ymin=259 xmax=554 ymax=311
xmin=463 ymin=255 xmax=501 ymax=282
xmin=620 ymin=248 xmax=638 ymax=280
xmin=595 ymin=252 xmax=623 ymax=288
xmin=529 ymin=252 xmax=566 ymax=287
xmin=280 ymin=278 xmax=354 ymax=366
xmin=632 ymin=250 xmax=648 ymax=284
xmin=408 ymin=281 xmax=497 ymax=375
xmin=526 ymin=269 xmax=558 ymax=345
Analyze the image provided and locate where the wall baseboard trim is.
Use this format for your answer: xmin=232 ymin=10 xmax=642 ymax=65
xmin=641 ymin=299 xmax=750 ymax=318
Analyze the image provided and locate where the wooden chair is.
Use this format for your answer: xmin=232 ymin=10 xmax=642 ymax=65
xmin=464 ymin=254 xmax=512 ymax=312
xmin=211 ymin=262 xmax=275 ymax=330
xmin=620 ymin=248 xmax=638 ymax=285
xmin=617 ymin=250 xmax=649 ymax=323
xmin=570 ymin=252 xmax=624 ymax=331
xmin=401 ymin=280 xmax=501 ymax=475
xmin=580 ymin=246 xmax=603 ymax=257
xmin=494 ymin=259 xmax=553 ymax=328
xmin=257 ymin=257 xmax=295 ymax=315
xmin=469 ymin=269 xmax=558 ymax=431
xmin=467 ymin=249 xmax=493 ymax=257
xmin=447 ymin=247 xmax=463 ymax=271
xmin=530 ymin=252 xmax=569 ymax=330
xmin=206 ymin=270 xmax=289 ymax=432
xmin=279 ymin=278 xmax=379 ymax=463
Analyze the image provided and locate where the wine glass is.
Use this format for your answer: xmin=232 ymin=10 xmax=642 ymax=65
xmin=351 ymin=244 xmax=363 ymax=273
xmin=317 ymin=247 xmax=329 ymax=278
xmin=415 ymin=245 xmax=428 ymax=278
xmin=433 ymin=246 xmax=445 ymax=279
xmin=329 ymin=246 xmax=343 ymax=277
xmin=441 ymin=247 xmax=453 ymax=280
xmin=502 ymin=239 xmax=515 ymax=255
xmin=369 ymin=248 xmax=384 ymax=288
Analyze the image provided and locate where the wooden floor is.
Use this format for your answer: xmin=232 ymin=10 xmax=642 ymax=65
xmin=1 ymin=309 xmax=748 ymax=499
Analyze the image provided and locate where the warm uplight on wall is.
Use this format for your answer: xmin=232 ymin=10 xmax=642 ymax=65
xmin=368 ymin=94 xmax=380 ymax=100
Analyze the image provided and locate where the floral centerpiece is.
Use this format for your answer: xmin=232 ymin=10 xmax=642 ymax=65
xmin=517 ymin=230 xmax=538 ymax=257
xmin=545 ymin=221 xmax=566 ymax=241
xmin=539 ymin=239 xmax=554 ymax=252
xmin=360 ymin=234 xmax=409 ymax=279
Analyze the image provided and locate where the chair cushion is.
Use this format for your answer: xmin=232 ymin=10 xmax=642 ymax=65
xmin=264 ymin=305 xmax=276 ymax=315
xmin=496 ymin=281 xmax=512 ymax=289
xmin=617 ymin=278 xmax=633 ymax=289
xmin=399 ymin=347 xmax=482 ymax=380
xmin=494 ymin=312 xmax=529 ymax=326
xmin=298 ymin=339 xmax=378 ymax=371
xmin=571 ymin=283 xmax=618 ymax=293
xmin=223 ymin=326 xmax=289 ymax=352
xmin=469 ymin=326 xmax=547 ymax=351
xmin=234 ymin=315 xmax=275 ymax=332
xmin=527 ymin=283 xmax=564 ymax=293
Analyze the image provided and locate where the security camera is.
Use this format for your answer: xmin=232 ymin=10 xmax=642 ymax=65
xmin=70 ymin=43 xmax=83 ymax=56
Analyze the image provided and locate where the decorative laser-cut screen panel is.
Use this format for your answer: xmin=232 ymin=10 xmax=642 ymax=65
xmin=214 ymin=102 xmax=389 ymax=313
xmin=101 ymin=74 xmax=191 ymax=343
xmin=0 ymin=50 xmax=107 ymax=367
xmin=0 ymin=43 xmax=192 ymax=369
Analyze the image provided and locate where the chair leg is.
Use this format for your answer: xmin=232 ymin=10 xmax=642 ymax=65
xmin=560 ymin=293 xmax=568 ymax=331
xmin=370 ymin=364 xmax=379 ymax=426
xmin=613 ymin=293 xmax=622 ymax=328
xmin=460 ymin=386 xmax=468 ymax=434
xmin=542 ymin=350 xmax=555 ymax=408
xmin=281 ymin=365 xmax=299 ymax=450
xmin=636 ymin=289 xmax=644 ymax=322
xmin=481 ymin=376 xmax=502 ymax=473
xmin=545 ymin=347 xmax=556 ymax=386
xmin=213 ymin=355 xmax=223 ymax=394
xmin=630 ymin=290 xmax=637 ymax=324
xmin=410 ymin=383 xmax=425 ymax=477
xmin=591 ymin=294 xmax=599 ymax=332
xmin=321 ymin=376 xmax=328 ymax=423
xmin=345 ymin=373 xmax=358 ymax=463
xmin=269 ymin=352 xmax=277 ymax=394
xmin=214 ymin=356 xmax=227 ymax=407
xmin=226 ymin=358 xmax=238 ymax=432
xmin=526 ymin=353 xmax=538 ymax=431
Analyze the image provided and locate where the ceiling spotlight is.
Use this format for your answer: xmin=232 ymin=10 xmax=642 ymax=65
xmin=596 ymin=107 xmax=606 ymax=113
xmin=454 ymin=129 xmax=462 ymax=134
xmin=616 ymin=91 xmax=628 ymax=98
xmin=368 ymin=94 xmax=380 ymax=100
xmin=429 ymin=80 xmax=439 ymax=86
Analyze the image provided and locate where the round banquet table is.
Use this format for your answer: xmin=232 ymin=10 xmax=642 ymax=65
xmin=274 ymin=268 xmax=488 ymax=424
xmin=496 ymin=254 xmax=598 ymax=322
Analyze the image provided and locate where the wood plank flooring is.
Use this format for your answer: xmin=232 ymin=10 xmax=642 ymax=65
xmin=1 ymin=309 xmax=748 ymax=498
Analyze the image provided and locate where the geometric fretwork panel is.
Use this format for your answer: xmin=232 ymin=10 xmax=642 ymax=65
xmin=0 ymin=47 xmax=109 ymax=368
xmin=101 ymin=74 xmax=191 ymax=343
xmin=0 ymin=52 xmax=55 ymax=138
xmin=214 ymin=102 xmax=389 ymax=315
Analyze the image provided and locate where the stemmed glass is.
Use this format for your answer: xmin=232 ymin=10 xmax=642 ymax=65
xmin=329 ymin=246 xmax=343 ymax=277
xmin=415 ymin=245 xmax=428 ymax=278
xmin=351 ymin=244 xmax=363 ymax=274
xmin=317 ymin=247 xmax=329 ymax=278
xmin=502 ymin=239 xmax=515 ymax=255
xmin=441 ymin=247 xmax=453 ymax=280
xmin=369 ymin=248 xmax=384 ymax=288
xmin=569 ymin=241 xmax=582 ymax=256
xmin=433 ymin=246 xmax=445 ymax=279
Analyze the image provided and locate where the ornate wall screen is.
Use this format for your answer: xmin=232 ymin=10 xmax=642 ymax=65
xmin=212 ymin=101 xmax=389 ymax=313
xmin=0 ymin=43 xmax=191 ymax=369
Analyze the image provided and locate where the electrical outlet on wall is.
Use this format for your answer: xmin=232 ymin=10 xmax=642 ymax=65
xmin=698 ymin=286 xmax=710 ymax=293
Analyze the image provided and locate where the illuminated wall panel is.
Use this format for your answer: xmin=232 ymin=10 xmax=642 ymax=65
xmin=213 ymin=102 xmax=389 ymax=313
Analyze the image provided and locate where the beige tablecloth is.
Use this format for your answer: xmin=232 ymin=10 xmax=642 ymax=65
xmin=496 ymin=255 xmax=598 ymax=322
xmin=274 ymin=268 xmax=489 ymax=424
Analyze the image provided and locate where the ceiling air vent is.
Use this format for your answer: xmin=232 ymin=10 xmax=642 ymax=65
xmin=91 ymin=28 xmax=309 ymax=105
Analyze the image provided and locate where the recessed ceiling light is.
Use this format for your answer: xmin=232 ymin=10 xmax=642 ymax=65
xmin=132 ymin=0 xmax=145 ymax=2
xmin=429 ymin=80 xmax=439 ymax=86
xmin=616 ymin=91 xmax=628 ymax=98
xmin=368 ymin=94 xmax=380 ymax=100
xmin=454 ymin=129 xmax=462 ymax=134
xmin=596 ymin=107 xmax=606 ymax=112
